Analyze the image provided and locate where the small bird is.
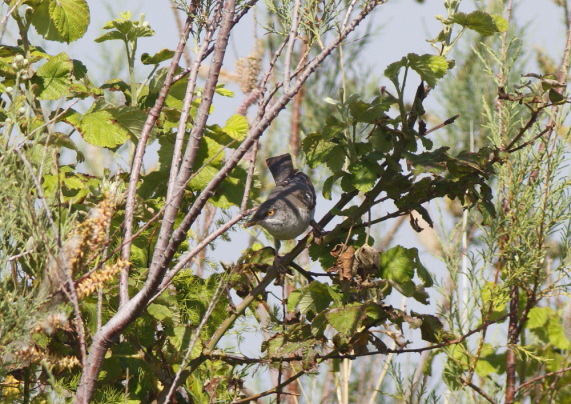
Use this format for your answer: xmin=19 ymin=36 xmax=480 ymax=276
xmin=245 ymin=153 xmax=316 ymax=253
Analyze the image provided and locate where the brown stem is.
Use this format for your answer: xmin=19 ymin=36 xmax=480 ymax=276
xmin=119 ymin=16 xmax=193 ymax=307
xmin=516 ymin=365 xmax=571 ymax=392
xmin=505 ymin=286 xmax=519 ymax=404
xmin=459 ymin=377 xmax=497 ymax=404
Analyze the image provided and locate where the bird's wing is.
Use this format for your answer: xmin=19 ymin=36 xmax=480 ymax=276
xmin=268 ymin=171 xmax=316 ymax=210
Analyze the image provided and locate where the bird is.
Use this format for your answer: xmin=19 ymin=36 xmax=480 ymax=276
xmin=245 ymin=153 xmax=317 ymax=253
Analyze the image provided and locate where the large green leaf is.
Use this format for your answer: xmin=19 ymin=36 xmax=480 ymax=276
xmin=449 ymin=11 xmax=508 ymax=36
xmin=65 ymin=109 xmax=130 ymax=148
xmin=34 ymin=53 xmax=72 ymax=99
xmin=380 ymin=246 xmax=433 ymax=289
xmin=31 ymin=0 xmax=90 ymax=43
xmin=223 ymin=114 xmax=249 ymax=141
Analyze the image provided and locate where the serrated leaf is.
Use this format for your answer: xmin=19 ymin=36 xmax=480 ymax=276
xmin=65 ymin=109 xmax=130 ymax=148
xmin=380 ymin=246 xmax=416 ymax=284
xmin=49 ymin=0 xmax=90 ymax=43
xmin=449 ymin=11 xmax=508 ymax=36
xmin=303 ymin=133 xmax=343 ymax=169
xmin=288 ymin=282 xmax=333 ymax=317
xmin=30 ymin=0 xmax=66 ymax=43
xmin=548 ymin=317 xmax=571 ymax=349
xmin=106 ymin=105 xmax=146 ymax=137
xmin=34 ymin=52 xmax=73 ymax=100
xmin=326 ymin=305 xmax=361 ymax=335
xmin=349 ymin=161 xmax=377 ymax=192
xmin=526 ymin=306 xmax=551 ymax=329
xmin=141 ymin=48 xmax=174 ymax=65
xmin=407 ymin=53 xmax=449 ymax=87
xmin=223 ymin=114 xmax=249 ymax=140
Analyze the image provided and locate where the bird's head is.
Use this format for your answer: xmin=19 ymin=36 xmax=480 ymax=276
xmin=244 ymin=199 xmax=286 ymax=230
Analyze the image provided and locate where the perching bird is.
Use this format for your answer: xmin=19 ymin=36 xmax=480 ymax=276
xmin=245 ymin=153 xmax=316 ymax=253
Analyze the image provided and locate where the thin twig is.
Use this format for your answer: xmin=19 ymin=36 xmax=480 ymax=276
xmin=151 ymin=0 xmax=236 ymax=286
xmin=516 ymin=366 xmax=571 ymax=392
xmin=13 ymin=148 xmax=58 ymax=237
xmin=240 ymin=140 xmax=259 ymax=213
xmin=233 ymin=370 xmax=305 ymax=403
xmin=283 ymin=0 xmax=302 ymax=94
xmin=152 ymin=208 xmax=254 ymax=300
xmin=162 ymin=271 xmax=228 ymax=403
xmin=459 ymin=377 xmax=497 ymax=404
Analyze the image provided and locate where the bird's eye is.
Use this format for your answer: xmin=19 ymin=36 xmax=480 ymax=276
xmin=267 ymin=209 xmax=275 ymax=216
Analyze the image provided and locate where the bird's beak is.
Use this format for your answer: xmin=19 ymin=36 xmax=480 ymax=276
xmin=244 ymin=219 xmax=257 ymax=228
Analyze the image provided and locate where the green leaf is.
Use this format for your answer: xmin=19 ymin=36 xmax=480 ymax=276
xmin=379 ymin=246 xmax=416 ymax=284
xmin=141 ymin=48 xmax=174 ymax=65
xmin=223 ymin=114 xmax=249 ymax=140
xmin=215 ymin=84 xmax=234 ymax=97
xmin=49 ymin=0 xmax=90 ymax=43
xmin=348 ymin=161 xmax=377 ymax=192
xmin=95 ymin=11 xmax=154 ymax=44
xmin=348 ymin=99 xmax=387 ymax=123
xmin=526 ymin=306 xmax=552 ymax=329
xmin=147 ymin=303 xmax=172 ymax=321
xmin=64 ymin=109 xmax=130 ymax=148
xmin=548 ymin=317 xmax=571 ymax=350
xmin=33 ymin=53 xmax=73 ymax=100
xmin=449 ymin=11 xmax=508 ymax=36
xmin=549 ymin=89 xmax=566 ymax=104
xmin=322 ymin=171 xmax=345 ymax=200
xmin=288 ymin=282 xmax=334 ymax=318
xmin=475 ymin=344 xmax=506 ymax=377
xmin=407 ymin=53 xmax=449 ymax=87
xmin=384 ymin=56 xmax=407 ymax=83
xmin=370 ymin=127 xmax=393 ymax=153
xmin=302 ymin=132 xmax=345 ymax=169
xmin=326 ymin=305 xmax=362 ymax=335
xmin=31 ymin=0 xmax=89 ymax=43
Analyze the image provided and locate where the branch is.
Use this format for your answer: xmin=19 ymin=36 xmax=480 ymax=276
xmin=233 ymin=370 xmax=305 ymax=403
xmin=516 ymin=366 xmax=571 ymax=392
xmin=119 ymin=16 xmax=193 ymax=306
xmin=149 ymin=0 xmax=236 ymax=284
xmin=152 ymin=208 xmax=255 ymax=299
xmin=459 ymin=377 xmax=497 ymax=404
xmin=283 ymin=0 xmax=301 ymax=94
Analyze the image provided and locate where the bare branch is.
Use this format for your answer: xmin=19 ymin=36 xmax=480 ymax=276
xmin=153 ymin=208 xmax=254 ymax=299
xmin=283 ymin=0 xmax=302 ymax=94
xmin=459 ymin=377 xmax=497 ymax=404
xmin=119 ymin=16 xmax=194 ymax=306
xmin=516 ymin=366 xmax=571 ymax=392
